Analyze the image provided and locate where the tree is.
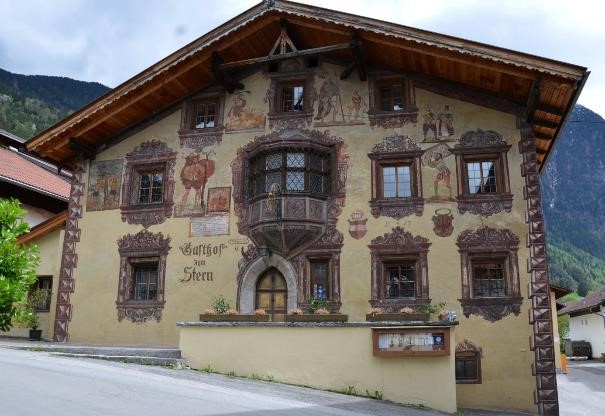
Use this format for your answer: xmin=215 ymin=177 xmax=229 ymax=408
xmin=0 ymin=198 xmax=39 ymax=331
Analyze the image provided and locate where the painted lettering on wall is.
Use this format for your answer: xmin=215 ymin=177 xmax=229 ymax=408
xmin=179 ymin=242 xmax=228 ymax=283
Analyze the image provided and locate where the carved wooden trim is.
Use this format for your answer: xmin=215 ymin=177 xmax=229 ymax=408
xmin=456 ymin=339 xmax=484 ymax=357
xmin=455 ymin=339 xmax=483 ymax=384
xmin=520 ymin=124 xmax=559 ymax=416
xmin=452 ymin=129 xmax=513 ymax=217
xmin=368 ymin=227 xmax=431 ymax=312
xmin=368 ymin=135 xmax=424 ymax=219
xmin=119 ymin=139 xmax=177 ymax=228
xmin=116 ymin=230 xmax=171 ymax=324
xmin=456 ymin=227 xmax=522 ymax=321
xmin=367 ymin=72 xmax=418 ymax=129
xmin=178 ymin=91 xmax=225 ymax=150
xmin=52 ymin=157 xmax=85 ymax=342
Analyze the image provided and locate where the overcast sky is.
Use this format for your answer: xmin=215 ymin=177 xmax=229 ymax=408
xmin=0 ymin=0 xmax=602 ymax=117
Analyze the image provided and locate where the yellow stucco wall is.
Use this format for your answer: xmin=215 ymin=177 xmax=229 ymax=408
xmin=4 ymin=228 xmax=63 ymax=340
xmin=179 ymin=325 xmax=458 ymax=414
xmin=63 ymin=62 xmax=539 ymax=412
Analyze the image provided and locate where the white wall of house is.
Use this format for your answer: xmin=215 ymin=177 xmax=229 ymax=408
xmin=569 ymin=306 xmax=605 ymax=357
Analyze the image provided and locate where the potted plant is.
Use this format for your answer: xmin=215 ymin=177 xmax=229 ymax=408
xmin=285 ymin=297 xmax=348 ymax=322
xmin=365 ymin=302 xmax=446 ymax=322
xmin=198 ymin=296 xmax=270 ymax=322
xmin=15 ymin=289 xmax=48 ymax=341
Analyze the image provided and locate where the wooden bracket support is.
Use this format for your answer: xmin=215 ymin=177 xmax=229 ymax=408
xmin=340 ymin=33 xmax=366 ymax=81
xmin=211 ymin=51 xmax=244 ymax=94
xmin=69 ymin=138 xmax=96 ymax=159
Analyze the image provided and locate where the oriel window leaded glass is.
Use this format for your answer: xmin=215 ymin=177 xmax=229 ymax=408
xmin=467 ymin=161 xmax=497 ymax=193
xmin=249 ymin=150 xmax=330 ymax=197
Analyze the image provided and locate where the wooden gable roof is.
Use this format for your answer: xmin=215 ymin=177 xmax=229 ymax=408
xmin=26 ymin=0 xmax=588 ymax=171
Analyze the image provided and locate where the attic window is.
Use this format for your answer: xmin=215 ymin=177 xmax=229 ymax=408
xmin=280 ymin=84 xmax=304 ymax=112
xmin=368 ymin=74 xmax=418 ymax=129
xmin=192 ymin=100 xmax=217 ymax=129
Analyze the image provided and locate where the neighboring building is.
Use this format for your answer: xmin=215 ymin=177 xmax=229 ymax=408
xmin=23 ymin=2 xmax=588 ymax=414
xmin=558 ymin=285 xmax=605 ymax=359
xmin=0 ymin=130 xmax=70 ymax=340
xmin=550 ymin=284 xmax=572 ymax=370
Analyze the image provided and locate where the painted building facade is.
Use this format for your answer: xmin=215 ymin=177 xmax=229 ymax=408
xmin=23 ymin=2 xmax=588 ymax=414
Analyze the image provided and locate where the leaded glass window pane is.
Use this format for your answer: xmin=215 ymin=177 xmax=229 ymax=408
xmin=265 ymin=173 xmax=281 ymax=193
xmin=286 ymin=171 xmax=304 ymax=191
xmin=287 ymin=152 xmax=305 ymax=167
xmin=310 ymin=154 xmax=323 ymax=171
xmin=266 ymin=154 xmax=282 ymax=170
xmin=310 ymin=173 xmax=323 ymax=193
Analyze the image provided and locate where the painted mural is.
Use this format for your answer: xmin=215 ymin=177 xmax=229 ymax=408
xmin=207 ymin=187 xmax=231 ymax=213
xmin=86 ymin=159 xmax=123 ymax=211
xmin=421 ymin=104 xmax=455 ymax=143
xmin=422 ymin=143 xmax=455 ymax=202
xmin=175 ymin=151 xmax=216 ymax=217
xmin=313 ymin=69 xmax=367 ymax=127
xmin=225 ymin=91 xmax=266 ymax=133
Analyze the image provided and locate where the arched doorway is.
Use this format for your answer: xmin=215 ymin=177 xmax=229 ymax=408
xmin=256 ymin=268 xmax=287 ymax=321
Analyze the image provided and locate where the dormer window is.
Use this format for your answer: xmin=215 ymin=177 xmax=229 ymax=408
xmin=280 ymin=84 xmax=304 ymax=112
xmin=379 ymin=82 xmax=405 ymax=112
xmin=192 ymin=100 xmax=217 ymax=129
xmin=368 ymin=73 xmax=418 ymax=129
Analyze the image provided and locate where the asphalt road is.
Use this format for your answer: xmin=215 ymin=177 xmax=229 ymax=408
xmin=0 ymin=348 xmax=446 ymax=416
xmin=558 ymin=361 xmax=605 ymax=416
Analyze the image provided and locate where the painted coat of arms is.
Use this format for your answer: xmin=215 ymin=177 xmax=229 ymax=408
xmin=432 ymin=208 xmax=454 ymax=237
xmin=348 ymin=209 xmax=367 ymax=240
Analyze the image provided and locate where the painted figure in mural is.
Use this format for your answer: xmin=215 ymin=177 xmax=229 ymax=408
xmin=346 ymin=89 xmax=367 ymax=121
xmin=179 ymin=152 xmax=216 ymax=213
xmin=422 ymin=105 xmax=438 ymax=141
xmin=315 ymin=75 xmax=342 ymax=123
xmin=225 ymin=91 xmax=265 ymax=131
xmin=429 ymin=152 xmax=452 ymax=199
xmin=437 ymin=105 xmax=454 ymax=136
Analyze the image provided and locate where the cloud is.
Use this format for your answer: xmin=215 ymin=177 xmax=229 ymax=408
xmin=0 ymin=0 xmax=602 ymax=116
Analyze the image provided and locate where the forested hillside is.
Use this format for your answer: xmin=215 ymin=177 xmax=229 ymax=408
xmin=542 ymin=105 xmax=605 ymax=295
xmin=0 ymin=68 xmax=109 ymax=138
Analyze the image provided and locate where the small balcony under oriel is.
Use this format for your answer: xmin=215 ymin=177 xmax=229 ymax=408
xmin=247 ymin=195 xmax=328 ymax=258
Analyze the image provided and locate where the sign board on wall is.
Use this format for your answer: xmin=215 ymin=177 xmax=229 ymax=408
xmin=190 ymin=214 xmax=229 ymax=237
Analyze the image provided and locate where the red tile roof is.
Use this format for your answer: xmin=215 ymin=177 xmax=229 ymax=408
xmin=0 ymin=147 xmax=70 ymax=200
xmin=558 ymin=285 xmax=605 ymax=316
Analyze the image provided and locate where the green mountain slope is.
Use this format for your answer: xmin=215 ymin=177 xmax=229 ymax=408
xmin=0 ymin=68 xmax=109 ymax=139
xmin=542 ymin=105 xmax=605 ymax=295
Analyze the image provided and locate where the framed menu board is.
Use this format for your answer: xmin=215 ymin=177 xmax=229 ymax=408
xmin=372 ymin=327 xmax=451 ymax=357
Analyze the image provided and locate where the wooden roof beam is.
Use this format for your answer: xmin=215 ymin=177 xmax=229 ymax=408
xmin=69 ymin=138 xmax=96 ymax=159
xmin=211 ymin=51 xmax=244 ymax=94
xmin=534 ymin=131 xmax=553 ymax=141
xmin=535 ymin=103 xmax=565 ymax=117
xmin=219 ymin=42 xmax=352 ymax=71
xmin=525 ymin=79 xmax=542 ymax=123
xmin=340 ymin=33 xmax=367 ymax=81
xmin=533 ymin=119 xmax=559 ymax=130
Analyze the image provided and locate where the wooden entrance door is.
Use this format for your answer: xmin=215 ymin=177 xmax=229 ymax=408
xmin=255 ymin=268 xmax=287 ymax=321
